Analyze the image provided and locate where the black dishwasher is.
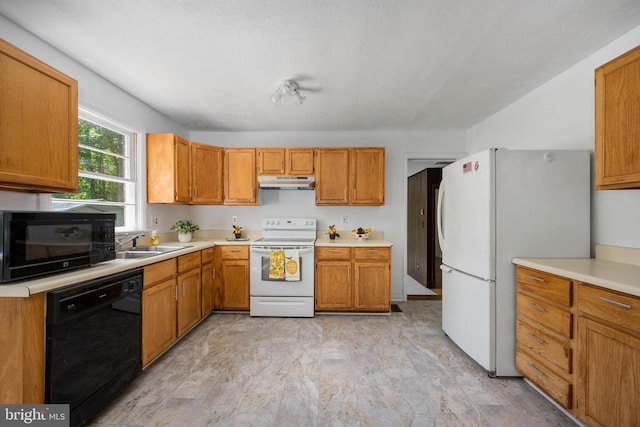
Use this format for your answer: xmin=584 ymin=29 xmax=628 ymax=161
xmin=45 ymin=268 xmax=143 ymax=427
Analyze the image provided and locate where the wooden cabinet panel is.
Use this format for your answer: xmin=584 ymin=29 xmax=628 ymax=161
xmin=201 ymin=261 xmax=215 ymax=316
xmin=142 ymin=278 xmax=177 ymax=367
xmin=143 ymin=259 xmax=176 ymax=287
xmin=257 ymin=148 xmax=285 ymax=174
xmin=0 ymin=38 xmax=78 ymax=193
xmin=191 ymin=142 xmax=223 ymax=204
xmin=176 ymin=268 xmax=201 ymax=336
xmin=147 ymin=133 xmax=191 ymax=203
xmin=354 ymin=262 xmax=390 ymax=311
xmin=221 ymin=245 xmax=249 ymax=260
xmin=577 ymin=284 xmax=640 ymax=334
xmin=595 ymin=44 xmax=640 ymax=190
xmin=576 ymin=317 xmax=640 ymax=426
xmin=350 ymin=148 xmax=384 ymax=205
xmin=517 ymin=350 xmax=572 ymax=409
xmin=315 ymin=261 xmax=352 ymax=310
xmin=315 ymin=148 xmax=350 ymax=205
xmin=178 ymin=251 xmax=201 ymax=273
xmin=286 ymin=148 xmax=314 ymax=175
xmin=517 ymin=292 xmax=572 ymax=338
xmin=224 ymin=148 xmax=257 ymax=205
xmin=202 ymin=247 xmax=215 ymax=264
xmin=221 ymin=260 xmax=249 ymax=310
xmin=517 ymin=267 xmax=572 ymax=307
xmin=354 ymin=247 xmax=390 ymax=261
xmin=517 ymin=319 xmax=572 ymax=374
xmin=316 ymin=246 xmax=351 ymax=261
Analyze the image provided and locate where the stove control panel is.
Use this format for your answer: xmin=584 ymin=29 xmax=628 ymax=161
xmin=262 ymin=217 xmax=316 ymax=230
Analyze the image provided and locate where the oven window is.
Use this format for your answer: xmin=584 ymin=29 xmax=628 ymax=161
xmin=25 ymin=224 xmax=92 ymax=261
xmin=260 ymin=256 xmax=303 ymax=281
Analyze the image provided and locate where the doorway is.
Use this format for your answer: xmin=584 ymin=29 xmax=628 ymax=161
xmin=407 ymin=168 xmax=442 ymax=289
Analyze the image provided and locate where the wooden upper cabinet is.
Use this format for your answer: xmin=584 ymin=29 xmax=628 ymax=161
xmin=315 ymin=147 xmax=385 ymax=205
xmin=315 ymin=148 xmax=350 ymax=205
xmin=350 ymin=148 xmax=384 ymax=205
xmin=0 ymin=38 xmax=78 ymax=193
xmin=257 ymin=148 xmax=314 ymax=175
xmin=595 ymin=44 xmax=640 ymax=190
xmin=191 ymin=142 xmax=223 ymax=204
xmin=147 ymin=133 xmax=191 ymax=203
xmin=224 ymin=148 xmax=257 ymax=205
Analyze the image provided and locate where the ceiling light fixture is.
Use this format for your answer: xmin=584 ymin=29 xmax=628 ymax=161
xmin=271 ymin=79 xmax=305 ymax=105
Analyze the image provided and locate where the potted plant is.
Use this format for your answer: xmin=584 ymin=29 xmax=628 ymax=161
xmin=232 ymin=224 xmax=243 ymax=239
xmin=327 ymin=224 xmax=340 ymax=240
xmin=170 ymin=219 xmax=200 ymax=243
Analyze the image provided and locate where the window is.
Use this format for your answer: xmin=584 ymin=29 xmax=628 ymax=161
xmin=52 ymin=109 xmax=137 ymax=230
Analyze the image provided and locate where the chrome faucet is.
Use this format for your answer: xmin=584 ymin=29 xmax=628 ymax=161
xmin=116 ymin=232 xmax=146 ymax=250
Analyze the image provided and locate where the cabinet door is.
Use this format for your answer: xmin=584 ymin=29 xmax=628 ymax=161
xmin=287 ymin=148 xmax=314 ymax=175
xmin=147 ymin=133 xmax=190 ymax=203
xmin=354 ymin=262 xmax=390 ymax=311
xmin=350 ymin=148 xmax=385 ymax=205
xmin=201 ymin=261 xmax=215 ymax=316
xmin=176 ymin=268 xmax=201 ymax=337
xmin=142 ymin=278 xmax=177 ymax=367
xmin=174 ymin=136 xmax=191 ymax=203
xmin=224 ymin=148 xmax=257 ymax=205
xmin=315 ymin=148 xmax=349 ymax=205
xmin=315 ymin=261 xmax=352 ymax=310
xmin=576 ymin=317 xmax=640 ymax=426
xmin=257 ymin=148 xmax=285 ymax=175
xmin=595 ymin=45 xmax=640 ymax=190
xmin=0 ymin=38 xmax=78 ymax=193
xmin=191 ymin=142 xmax=223 ymax=204
xmin=221 ymin=260 xmax=249 ymax=310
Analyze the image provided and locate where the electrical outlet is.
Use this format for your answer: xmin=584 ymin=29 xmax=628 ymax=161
xmin=342 ymin=215 xmax=348 ymax=224
xmin=151 ymin=216 xmax=159 ymax=226
xmin=232 ymin=216 xmax=238 ymax=225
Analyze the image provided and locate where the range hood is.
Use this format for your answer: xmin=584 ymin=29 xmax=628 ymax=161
xmin=258 ymin=175 xmax=315 ymax=190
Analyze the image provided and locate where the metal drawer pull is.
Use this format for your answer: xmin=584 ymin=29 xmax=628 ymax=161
xmin=526 ymin=275 xmax=545 ymax=283
xmin=529 ymin=303 xmax=546 ymax=311
xmin=527 ymin=362 xmax=546 ymax=377
xmin=599 ymin=296 xmax=632 ymax=310
xmin=527 ymin=333 xmax=545 ymax=344
xmin=328 ymin=249 xmax=341 ymax=253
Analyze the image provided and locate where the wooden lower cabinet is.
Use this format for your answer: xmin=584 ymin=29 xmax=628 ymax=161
xmin=176 ymin=252 xmax=202 ymax=336
xmin=315 ymin=246 xmax=391 ymax=312
xmin=142 ymin=259 xmax=178 ymax=367
xmin=516 ymin=265 xmax=640 ymax=426
xmin=216 ymin=245 xmax=250 ymax=310
xmin=201 ymin=247 xmax=216 ymax=316
xmin=575 ymin=283 xmax=640 ymax=426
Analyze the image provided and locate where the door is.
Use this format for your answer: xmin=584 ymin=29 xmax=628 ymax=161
xmin=222 ymin=260 xmax=249 ymax=309
xmin=249 ymin=247 xmax=315 ymax=297
xmin=176 ymin=268 xmax=201 ymax=336
xmin=439 ymin=149 xmax=495 ymax=280
xmin=191 ymin=142 xmax=223 ymax=204
xmin=441 ymin=266 xmax=495 ymax=373
xmin=315 ymin=148 xmax=349 ymax=205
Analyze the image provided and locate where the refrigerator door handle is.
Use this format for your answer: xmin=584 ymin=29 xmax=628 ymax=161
xmin=436 ymin=179 xmax=446 ymax=249
xmin=440 ymin=264 xmax=452 ymax=273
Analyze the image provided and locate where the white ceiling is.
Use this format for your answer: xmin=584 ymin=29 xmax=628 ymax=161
xmin=2 ymin=0 xmax=640 ymax=132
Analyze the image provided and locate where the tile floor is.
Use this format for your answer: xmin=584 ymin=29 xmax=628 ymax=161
xmin=92 ymin=301 xmax=576 ymax=426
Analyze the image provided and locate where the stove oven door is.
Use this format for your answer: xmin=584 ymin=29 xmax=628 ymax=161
xmin=249 ymin=245 xmax=314 ymax=297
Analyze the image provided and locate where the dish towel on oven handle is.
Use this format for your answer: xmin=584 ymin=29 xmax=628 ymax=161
xmin=284 ymin=249 xmax=300 ymax=281
xmin=269 ymin=250 xmax=285 ymax=279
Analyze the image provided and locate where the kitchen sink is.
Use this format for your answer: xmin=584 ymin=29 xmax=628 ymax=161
xmin=115 ymin=245 xmax=191 ymax=260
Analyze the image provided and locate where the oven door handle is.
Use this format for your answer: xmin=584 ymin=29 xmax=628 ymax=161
xmin=250 ymin=247 xmax=314 ymax=254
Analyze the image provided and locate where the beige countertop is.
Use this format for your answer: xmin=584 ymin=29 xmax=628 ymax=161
xmin=315 ymin=237 xmax=393 ymax=247
xmin=0 ymin=240 xmax=218 ymax=298
xmin=513 ymin=257 xmax=640 ymax=298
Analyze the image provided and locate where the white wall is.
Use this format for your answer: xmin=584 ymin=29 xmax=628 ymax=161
xmin=0 ymin=15 xmax=188 ymax=227
xmin=190 ymin=130 xmax=467 ymax=300
xmin=467 ymin=24 xmax=640 ymax=250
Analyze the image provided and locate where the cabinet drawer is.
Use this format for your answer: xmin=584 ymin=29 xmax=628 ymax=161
xmin=577 ymin=283 xmax=640 ymax=334
xmin=221 ymin=245 xmax=248 ymax=260
xmin=201 ymin=247 xmax=215 ymax=263
xmin=178 ymin=251 xmax=201 ymax=273
xmin=316 ymin=247 xmax=351 ymax=261
xmin=517 ymin=267 xmax=572 ymax=307
xmin=516 ymin=350 xmax=572 ymax=409
xmin=517 ymin=319 xmax=572 ymax=374
xmin=517 ymin=292 xmax=572 ymax=338
xmin=143 ymin=259 xmax=176 ymax=288
xmin=354 ymin=247 xmax=390 ymax=261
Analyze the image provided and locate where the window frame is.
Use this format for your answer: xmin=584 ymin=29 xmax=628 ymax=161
xmin=50 ymin=107 xmax=141 ymax=232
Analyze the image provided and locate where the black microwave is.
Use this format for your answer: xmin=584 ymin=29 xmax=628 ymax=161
xmin=0 ymin=211 xmax=116 ymax=283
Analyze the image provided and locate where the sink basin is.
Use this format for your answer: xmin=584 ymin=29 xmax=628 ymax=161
xmin=115 ymin=251 xmax=160 ymax=259
xmin=116 ymin=245 xmax=191 ymax=260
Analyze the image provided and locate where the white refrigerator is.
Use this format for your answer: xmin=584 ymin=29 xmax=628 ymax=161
xmin=436 ymin=148 xmax=590 ymax=377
